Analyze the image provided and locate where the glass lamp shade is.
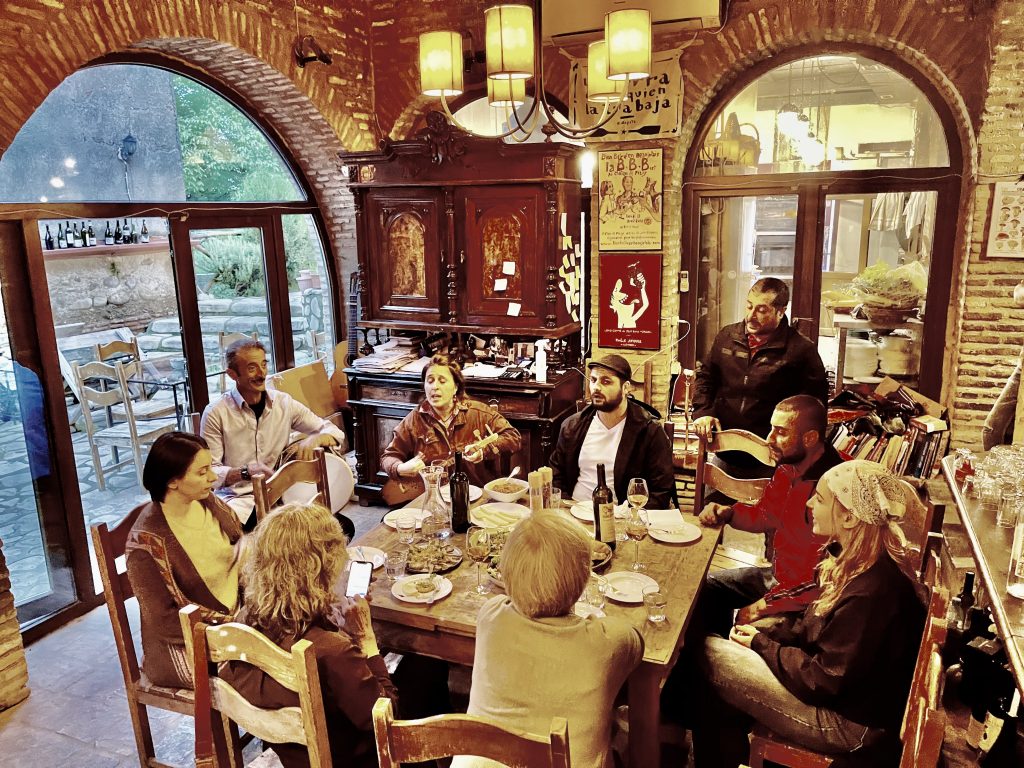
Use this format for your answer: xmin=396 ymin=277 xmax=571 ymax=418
xmin=605 ymin=9 xmax=651 ymax=81
xmin=487 ymin=76 xmax=526 ymax=108
xmin=587 ymin=41 xmax=626 ymax=103
xmin=485 ymin=4 xmax=534 ymax=81
xmin=419 ymin=31 xmax=464 ymax=97
xmin=776 ymin=103 xmax=802 ymax=138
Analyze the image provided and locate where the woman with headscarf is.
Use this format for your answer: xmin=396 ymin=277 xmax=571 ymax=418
xmin=692 ymin=460 xmax=927 ymax=768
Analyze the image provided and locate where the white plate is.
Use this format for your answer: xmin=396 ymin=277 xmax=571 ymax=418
xmin=440 ymin=485 xmax=483 ymax=503
xmin=570 ymin=501 xmax=628 ymax=523
xmin=603 ymin=572 xmax=658 ymax=603
xmin=346 ymin=546 xmax=386 ymax=569
xmin=573 ymin=602 xmax=605 ymax=619
xmin=649 ymin=521 xmax=702 ymax=544
xmin=382 ymin=507 xmax=433 ymax=530
xmin=391 ymin=575 xmax=453 ymax=604
xmin=472 ymin=502 xmax=529 ymax=528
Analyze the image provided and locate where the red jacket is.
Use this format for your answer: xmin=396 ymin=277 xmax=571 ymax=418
xmin=730 ymin=444 xmax=844 ymax=616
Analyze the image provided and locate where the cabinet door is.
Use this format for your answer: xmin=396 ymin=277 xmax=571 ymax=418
xmin=458 ymin=186 xmax=545 ymax=327
xmin=365 ymin=190 xmax=443 ymax=323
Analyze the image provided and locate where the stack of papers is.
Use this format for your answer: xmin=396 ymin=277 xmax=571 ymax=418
xmin=352 ymin=340 xmax=420 ymax=373
xmin=462 ymin=364 xmax=506 ymax=379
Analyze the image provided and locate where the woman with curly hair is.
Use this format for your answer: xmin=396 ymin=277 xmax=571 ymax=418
xmin=221 ymin=502 xmax=396 ymax=768
xmin=692 ymin=460 xmax=927 ymax=768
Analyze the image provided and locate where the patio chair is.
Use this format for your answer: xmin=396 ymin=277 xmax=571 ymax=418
xmin=95 ymin=337 xmax=178 ymax=422
xmin=72 ymin=359 xmax=177 ymax=490
xmin=252 ymin=447 xmax=331 ymax=523
xmin=372 ymin=697 xmax=570 ymax=768
xmin=218 ymin=331 xmax=259 ymax=393
xmin=179 ymin=605 xmax=333 ymax=768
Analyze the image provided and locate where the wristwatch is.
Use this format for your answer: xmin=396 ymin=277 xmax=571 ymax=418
xmin=240 ymin=465 xmax=251 ymax=481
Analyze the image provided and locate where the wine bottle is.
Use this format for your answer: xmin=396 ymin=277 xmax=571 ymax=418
xmin=72 ymin=223 xmax=83 ymax=248
xmin=123 ymin=218 xmax=131 ymax=243
xmin=140 ymin=219 xmax=150 ymax=243
xmin=450 ymin=451 xmax=471 ymax=534
xmin=104 ymin=221 xmax=113 ymax=245
xmin=87 ymin=223 xmax=96 ymax=247
xmin=960 ymin=571 xmax=976 ymax=618
xmin=593 ymin=463 xmax=616 ymax=550
xmin=57 ymin=223 xmax=66 ymax=249
xmin=114 ymin=220 xmax=122 ymax=244
xmin=44 ymin=225 xmax=54 ymax=250
xmin=128 ymin=219 xmax=136 ymax=243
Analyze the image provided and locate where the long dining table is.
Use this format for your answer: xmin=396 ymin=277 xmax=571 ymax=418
xmin=351 ymin=496 xmax=721 ymax=768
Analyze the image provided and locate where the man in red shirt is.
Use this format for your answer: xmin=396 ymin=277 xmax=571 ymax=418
xmin=698 ymin=394 xmax=844 ymax=636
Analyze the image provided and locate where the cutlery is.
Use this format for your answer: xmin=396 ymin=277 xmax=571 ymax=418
xmin=506 ymin=466 xmax=522 ymax=480
xmin=356 ymin=546 xmax=366 ymax=561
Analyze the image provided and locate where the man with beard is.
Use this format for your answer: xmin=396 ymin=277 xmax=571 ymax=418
xmin=692 ymin=278 xmax=828 ymax=477
xmin=696 ymin=395 xmax=844 ymax=636
xmin=201 ymin=339 xmax=349 ymax=532
xmin=550 ymin=354 xmax=675 ymax=508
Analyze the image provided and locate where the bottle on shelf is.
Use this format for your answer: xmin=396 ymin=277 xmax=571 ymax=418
xmin=450 ymin=451 xmax=471 ymax=534
xmin=44 ymin=225 xmax=54 ymax=250
xmin=128 ymin=219 xmax=136 ymax=243
xmin=72 ymin=223 xmax=83 ymax=248
xmin=140 ymin=219 xmax=150 ymax=243
xmin=593 ymin=463 xmax=616 ymax=550
xmin=86 ymin=222 xmax=96 ymax=247
xmin=113 ymin=220 xmax=122 ymax=244
xmin=56 ymin=222 xmax=66 ymax=249
xmin=104 ymin=221 xmax=113 ymax=245
xmin=123 ymin=218 xmax=131 ymax=243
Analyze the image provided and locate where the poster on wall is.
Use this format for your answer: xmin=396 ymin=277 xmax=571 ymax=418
xmin=598 ymin=148 xmax=663 ymax=251
xmin=987 ymin=181 xmax=1024 ymax=258
xmin=598 ymin=252 xmax=662 ymax=350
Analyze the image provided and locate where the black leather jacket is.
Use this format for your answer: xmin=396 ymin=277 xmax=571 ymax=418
xmin=549 ymin=398 xmax=675 ymax=508
xmin=692 ymin=317 xmax=828 ymax=438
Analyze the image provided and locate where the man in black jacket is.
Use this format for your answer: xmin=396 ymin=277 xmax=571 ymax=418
xmin=692 ymin=278 xmax=828 ymax=474
xmin=550 ymin=354 xmax=675 ymax=508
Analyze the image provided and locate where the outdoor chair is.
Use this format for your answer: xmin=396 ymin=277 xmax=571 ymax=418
xmin=180 ymin=605 xmax=332 ymax=768
xmin=252 ymin=447 xmax=331 ymax=523
xmin=95 ymin=337 xmax=179 ymax=422
xmin=372 ymin=697 xmax=570 ymax=768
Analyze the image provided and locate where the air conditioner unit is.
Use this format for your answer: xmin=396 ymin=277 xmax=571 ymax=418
xmin=542 ymin=1 xmax=722 ymax=45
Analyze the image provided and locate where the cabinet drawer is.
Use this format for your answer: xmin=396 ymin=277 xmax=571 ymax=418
xmin=361 ymin=384 xmax=421 ymax=404
xmin=494 ymin=394 xmax=545 ymax=418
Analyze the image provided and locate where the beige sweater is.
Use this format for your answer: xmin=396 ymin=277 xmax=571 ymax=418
xmin=453 ymin=596 xmax=643 ymax=768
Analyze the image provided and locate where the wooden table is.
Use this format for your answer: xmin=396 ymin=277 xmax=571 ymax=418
xmin=941 ymin=455 xmax=1024 ymax=695
xmin=353 ymin=504 xmax=721 ymax=768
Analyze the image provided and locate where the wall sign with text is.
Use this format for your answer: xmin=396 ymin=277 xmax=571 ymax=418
xmin=598 ymin=252 xmax=662 ymax=351
xmin=597 ymin=148 xmax=663 ymax=252
xmin=987 ymin=181 xmax=1024 ymax=259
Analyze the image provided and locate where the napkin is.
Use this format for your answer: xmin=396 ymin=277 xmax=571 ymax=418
xmin=645 ymin=509 xmax=686 ymax=530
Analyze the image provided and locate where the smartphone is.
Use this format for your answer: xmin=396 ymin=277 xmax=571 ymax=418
xmin=346 ymin=560 xmax=373 ymax=597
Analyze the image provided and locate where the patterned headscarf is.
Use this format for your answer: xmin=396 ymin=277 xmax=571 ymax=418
xmin=823 ymin=460 xmax=924 ymax=526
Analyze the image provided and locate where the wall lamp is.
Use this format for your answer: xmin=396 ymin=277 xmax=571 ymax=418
xmin=294 ymin=35 xmax=332 ymax=68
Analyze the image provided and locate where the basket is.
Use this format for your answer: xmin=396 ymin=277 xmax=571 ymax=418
xmin=861 ymin=304 xmax=917 ymax=330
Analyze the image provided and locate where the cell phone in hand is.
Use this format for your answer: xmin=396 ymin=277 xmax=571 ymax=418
xmin=346 ymin=560 xmax=373 ymax=597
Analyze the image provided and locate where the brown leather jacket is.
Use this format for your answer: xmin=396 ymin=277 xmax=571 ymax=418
xmin=380 ymin=397 xmax=521 ymax=488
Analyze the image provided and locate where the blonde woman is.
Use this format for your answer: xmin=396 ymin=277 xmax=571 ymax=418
xmin=692 ymin=461 xmax=927 ymax=768
xmin=221 ymin=503 xmax=396 ymax=768
xmin=454 ymin=512 xmax=643 ymax=768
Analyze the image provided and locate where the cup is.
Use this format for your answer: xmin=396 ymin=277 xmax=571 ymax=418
xmin=996 ymin=482 xmax=1019 ymax=528
xmin=585 ymin=575 xmax=607 ymax=611
xmin=548 ymin=488 xmax=562 ymax=512
xmin=643 ymin=586 xmax=667 ymax=624
xmin=1008 ymin=520 xmax=1024 ymax=600
xmin=396 ymin=514 xmax=416 ymax=545
xmin=384 ymin=549 xmax=408 ymax=583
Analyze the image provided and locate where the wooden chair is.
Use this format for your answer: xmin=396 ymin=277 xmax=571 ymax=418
xmin=692 ymin=429 xmax=775 ymax=513
xmin=747 ymin=586 xmax=949 ymax=768
xmin=252 ymin=447 xmax=331 ymax=523
xmin=91 ymin=509 xmax=195 ymax=768
xmin=179 ymin=605 xmax=332 ymax=768
xmin=95 ymin=337 xmax=179 ymax=422
xmin=372 ymin=697 xmax=570 ymax=768
xmin=219 ymin=331 xmax=259 ymax=393
xmin=72 ymin=359 xmax=177 ymax=490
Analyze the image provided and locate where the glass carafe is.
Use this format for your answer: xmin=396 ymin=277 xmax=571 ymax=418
xmin=420 ymin=465 xmax=453 ymax=540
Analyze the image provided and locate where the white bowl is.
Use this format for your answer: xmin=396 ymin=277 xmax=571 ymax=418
xmin=483 ymin=477 xmax=530 ymax=503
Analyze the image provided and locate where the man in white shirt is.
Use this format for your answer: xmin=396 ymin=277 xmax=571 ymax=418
xmin=201 ymin=339 xmax=349 ymax=531
xmin=549 ymin=354 xmax=675 ymax=508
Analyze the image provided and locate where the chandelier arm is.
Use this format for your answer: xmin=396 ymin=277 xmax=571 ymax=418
xmin=505 ymin=100 xmax=543 ymax=143
xmin=537 ymin=80 xmax=624 ymax=139
xmin=439 ymin=92 xmax=529 ymax=139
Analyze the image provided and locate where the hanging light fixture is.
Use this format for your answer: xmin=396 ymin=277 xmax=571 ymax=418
xmin=417 ymin=4 xmax=652 ymax=140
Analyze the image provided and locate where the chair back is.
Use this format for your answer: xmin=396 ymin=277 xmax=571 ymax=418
xmin=898 ymin=648 xmax=946 ymax=768
xmin=96 ymin=337 xmax=142 ymax=364
xmin=253 ymin=447 xmax=331 ymax=522
xmin=267 ymin=359 xmax=340 ymax=420
xmin=900 ymin=587 xmax=948 ymax=740
xmin=372 ymin=697 xmax=570 ymax=768
xmin=180 ymin=606 xmax=333 ymax=768
xmin=693 ymin=429 xmax=775 ymax=512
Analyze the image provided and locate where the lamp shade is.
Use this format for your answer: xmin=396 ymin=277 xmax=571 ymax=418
xmin=419 ymin=31 xmax=464 ymax=97
xmin=487 ymin=76 xmax=526 ymax=108
xmin=605 ymin=9 xmax=651 ymax=81
xmin=485 ymin=4 xmax=534 ymax=81
xmin=587 ymin=41 xmax=626 ymax=103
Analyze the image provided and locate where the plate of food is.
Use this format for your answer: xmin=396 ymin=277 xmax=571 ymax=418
xmin=391 ymin=574 xmax=453 ymax=604
xmin=483 ymin=477 xmax=530 ymax=502
xmin=648 ymin=521 xmax=702 ymax=545
xmin=440 ymin=484 xmax=483 ymax=503
xmin=382 ymin=507 xmax=433 ymax=530
xmin=603 ymin=572 xmax=658 ymax=604
xmin=570 ymin=501 xmax=628 ymax=523
xmin=472 ymin=503 xmax=529 ymax=528
xmin=406 ymin=541 xmax=463 ymax=574
xmin=591 ymin=540 xmax=614 ymax=571
xmin=346 ymin=546 xmax=386 ymax=569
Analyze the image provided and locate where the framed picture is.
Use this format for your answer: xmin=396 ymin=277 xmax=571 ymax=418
xmin=987 ymin=181 xmax=1024 ymax=259
xmin=597 ymin=148 xmax=663 ymax=251
xmin=597 ymin=253 xmax=662 ymax=350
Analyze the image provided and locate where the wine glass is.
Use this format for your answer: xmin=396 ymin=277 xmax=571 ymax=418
xmin=627 ymin=477 xmax=649 ymax=513
xmin=466 ymin=526 xmax=492 ymax=595
xmin=625 ymin=506 xmax=648 ymax=572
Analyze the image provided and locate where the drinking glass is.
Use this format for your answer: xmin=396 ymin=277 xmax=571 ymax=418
xmin=625 ymin=507 xmax=648 ymax=572
xmin=396 ymin=513 xmax=416 ymax=545
xmin=585 ymin=575 xmax=607 ymax=611
xmin=1008 ymin=519 xmax=1024 ymax=600
xmin=997 ymin=481 xmax=1019 ymax=528
xmin=643 ymin=586 xmax=667 ymax=624
xmin=627 ymin=477 xmax=649 ymax=512
xmin=548 ymin=488 xmax=562 ymax=512
xmin=384 ymin=549 xmax=407 ymax=584
xmin=466 ymin=526 xmax=492 ymax=595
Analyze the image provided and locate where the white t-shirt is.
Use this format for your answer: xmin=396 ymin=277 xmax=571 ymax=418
xmin=571 ymin=414 xmax=627 ymax=502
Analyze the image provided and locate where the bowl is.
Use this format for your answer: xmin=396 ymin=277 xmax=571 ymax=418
xmin=483 ymin=477 xmax=530 ymax=503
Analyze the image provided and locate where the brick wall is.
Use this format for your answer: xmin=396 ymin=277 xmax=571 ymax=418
xmin=0 ymin=539 xmax=29 ymax=710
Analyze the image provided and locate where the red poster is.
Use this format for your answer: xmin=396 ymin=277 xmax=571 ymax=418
xmin=597 ymin=253 xmax=662 ymax=350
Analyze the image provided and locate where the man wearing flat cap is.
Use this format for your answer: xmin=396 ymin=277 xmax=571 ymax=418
xmin=549 ymin=354 xmax=675 ymax=508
